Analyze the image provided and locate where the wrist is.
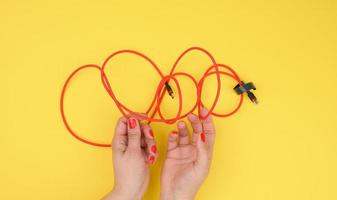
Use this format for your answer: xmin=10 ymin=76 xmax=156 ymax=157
xmin=103 ymin=188 xmax=141 ymax=200
xmin=161 ymin=193 xmax=195 ymax=200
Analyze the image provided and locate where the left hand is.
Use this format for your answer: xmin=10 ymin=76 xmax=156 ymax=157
xmin=103 ymin=116 xmax=158 ymax=200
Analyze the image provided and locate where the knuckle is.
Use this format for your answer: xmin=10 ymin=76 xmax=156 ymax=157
xmin=128 ymin=131 xmax=140 ymax=138
xmin=126 ymin=147 xmax=142 ymax=154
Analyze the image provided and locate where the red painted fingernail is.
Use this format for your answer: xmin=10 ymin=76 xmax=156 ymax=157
xmin=148 ymin=155 xmax=155 ymax=164
xmin=151 ymin=145 xmax=157 ymax=154
xmin=172 ymin=131 xmax=178 ymax=135
xmin=200 ymin=132 xmax=206 ymax=143
xmin=128 ymin=118 xmax=137 ymax=129
xmin=149 ymin=129 xmax=154 ymax=138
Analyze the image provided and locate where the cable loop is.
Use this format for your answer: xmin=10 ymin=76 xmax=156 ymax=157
xmin=60 ymin=47 xmax=244 ymax=147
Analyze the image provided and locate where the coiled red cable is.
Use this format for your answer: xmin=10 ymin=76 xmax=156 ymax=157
xmin=60 ymin=47 xmax=244 ymax=147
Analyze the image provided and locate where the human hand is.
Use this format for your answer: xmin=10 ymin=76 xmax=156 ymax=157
xmin=160 ymin=107 xmax=216 ymax=200
xmin=103 ymin=116 xmax=158 ymax=200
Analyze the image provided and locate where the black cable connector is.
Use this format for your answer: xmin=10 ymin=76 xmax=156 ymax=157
xmin=165 ymin=82 xmax=174 ymax=99
xmin=234 ymin=81 xmax=258 ymax=104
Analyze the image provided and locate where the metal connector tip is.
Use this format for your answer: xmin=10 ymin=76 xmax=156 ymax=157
xmin=247 ymin=91 xmax=258 ymax=105
xmin=169 ymin=92 xmax=174 ymax=99
xmin=252 ymin=98 xmax=258 ymax=105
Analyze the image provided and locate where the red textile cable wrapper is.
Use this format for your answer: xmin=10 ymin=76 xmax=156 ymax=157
xmin=60 ymin=47 xmax=244 ymax=147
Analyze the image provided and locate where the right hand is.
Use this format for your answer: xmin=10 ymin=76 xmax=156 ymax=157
xmin=160 ymin=107 xmax=216 ymax=200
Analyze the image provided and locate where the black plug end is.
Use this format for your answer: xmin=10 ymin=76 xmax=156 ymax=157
xmin=165 ymin=82 xmax=174 ymax=99
xmin=247 ymin=91 xmax=258 ymax=104
xmin=234 ymin=81 xmax=258 ymax=104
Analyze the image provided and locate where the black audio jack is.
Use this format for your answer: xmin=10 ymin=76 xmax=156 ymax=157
xmin=165 ymin=82 xmax=174 ymax=99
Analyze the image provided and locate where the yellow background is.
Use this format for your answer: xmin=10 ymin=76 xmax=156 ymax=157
xmin=1 ymin=0 xmax=337 ymax=199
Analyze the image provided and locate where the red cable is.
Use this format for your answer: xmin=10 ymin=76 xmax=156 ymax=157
xmin=60 ymin=47 xmax=244 ymax=147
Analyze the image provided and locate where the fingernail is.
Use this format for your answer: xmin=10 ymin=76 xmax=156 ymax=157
xmin=148 ymin=155 xmax=155 ymax=164
xmin=128 ymin=118 xmax=137 ymax=129
xmin=149 ymin=129 xmax=154 ymax=138
xmin=172 ymin=131 xmax=178 ymax=135
xmin=151 ymin=144 xmax=157 ymax=154
xmin=178 ymin=121 xmax=185 ymax=128
xmin=200 ymin=132 xmax=206 ymax=143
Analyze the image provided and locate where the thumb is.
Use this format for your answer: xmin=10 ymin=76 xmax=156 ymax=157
xmin=112 ymin=117 xmax=128 ymax=154
xmin=126 ymin=117 xmax=141 ymax=151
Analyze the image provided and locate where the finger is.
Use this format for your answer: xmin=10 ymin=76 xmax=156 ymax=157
xmin=194 ymin=131 xmax=210 ymax=172
xmin=200 ymin=107 xmax=216 ymax=148
xmin=131 ymin=114 xmax=147 ymax=149
xmin=126 ymin=117 xmax=142 ymax=151
xmin=141 ymin=124 xmax=157 ymax=165
xmin=187 ymin=113 xmax=203 ymax=144
xmin=141 ymin=134 xmax=146 ymax=148
xmin=177 ymin=121 xmax=190 ymax=145
xmin=166 ymin=131 xmax=179 ymax=151
xmin=112 ymin=117 xmax=128 ymax=154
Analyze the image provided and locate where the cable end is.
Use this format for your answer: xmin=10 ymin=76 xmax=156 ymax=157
xmin=165 ymin=82 xmax=174 ymax=99
xmin=168 ymin=92 xmax=175 ymax=99
xmin=234 ymin=81 xmax=258 ymax=105
xmin=247 ymin=91 xmax=258 ymax=105
xmin=253 ymin=99 xmax=258 ymax=105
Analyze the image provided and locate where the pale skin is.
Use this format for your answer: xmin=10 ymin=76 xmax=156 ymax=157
xmin=103 ymin=107 xmax=216 ymax=200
